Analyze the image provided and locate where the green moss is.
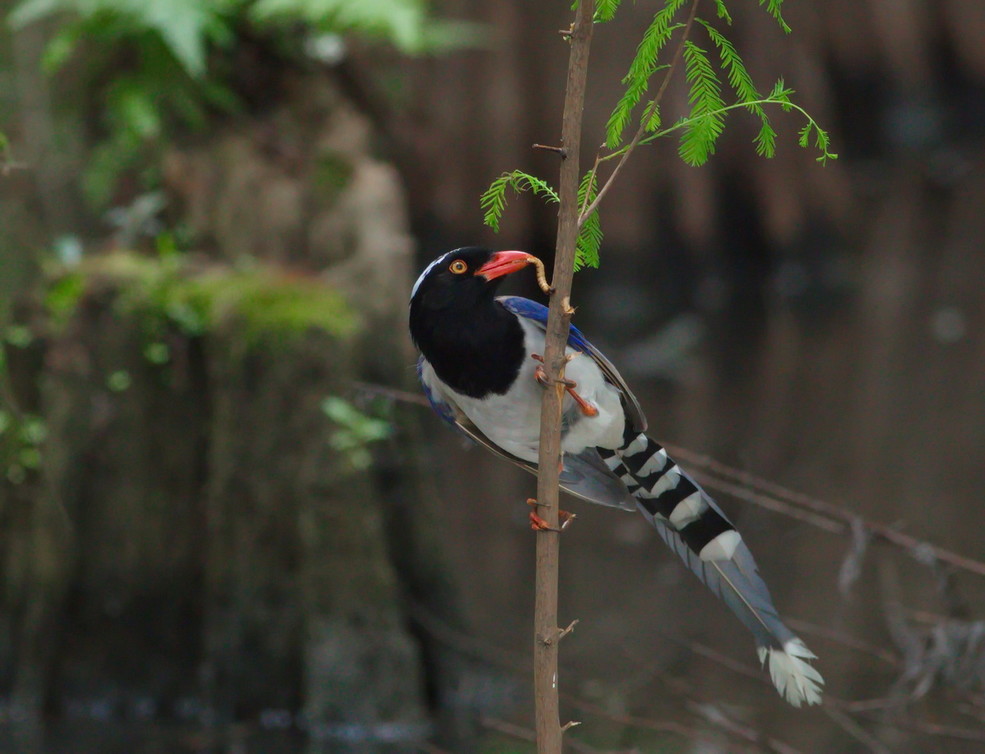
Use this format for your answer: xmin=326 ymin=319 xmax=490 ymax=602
xmin=44 ymin=271 xmax=86 ymax=329
xmin=313 ymin=151 xmax=354 ymax=201
xmin=184 ymin=266 xmax=358 ymax=344
xmin=45 ymin=251 xmax=359 ymax=347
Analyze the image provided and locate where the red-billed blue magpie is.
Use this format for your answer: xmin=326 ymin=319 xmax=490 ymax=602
xmin=409 ymin=247 xmax=823 ymax=707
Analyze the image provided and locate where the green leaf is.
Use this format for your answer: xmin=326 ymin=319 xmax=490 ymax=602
xmin=107 ymin=370 xmax=132 ymax=392
xmin=10 ymin=0 xmax=234 ymax=77
xmin=643 ymin=102 xmax=662 ymax=132
xmin=797 ymin=122 xmax=811 ymax=148
xmin=575 ymin=170 xmax=602 ymax=270
xmin=143 ymin=342 xmax=170 ymax=364
xmin=755 ymin=120 xmax=778 ymax=157
xmin=678 ymin=41 xmax=726 ymax=166
xmin=595 ymin=0 xmax=620 ymax=23
xmin=768 ymin=77 xmax=795 ymax=110
xmin=700 ymin=20 xmax=776 ymax=157
xmin=759 ymin=0 xmax=791 ymax=33
xmin=605 ymin=0 xmax=688 ymax=149
xmin=4 ymin=325 xmax=33 ymax=348
xmin=713 ymin=0 xmax=732 ymax=24
xmin=322 ymin=396 xmax=392 ymax=469
xmin=481 ymin=170 xmax=559 ymax=232
xmin=251 ymin=0 xmax=486 ymax=55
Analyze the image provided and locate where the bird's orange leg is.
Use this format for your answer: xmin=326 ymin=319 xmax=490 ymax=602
xmin=527 ymin=498 xmax=576 ymax=531
xmin=530 ymin=354 xmax=599 ymax=417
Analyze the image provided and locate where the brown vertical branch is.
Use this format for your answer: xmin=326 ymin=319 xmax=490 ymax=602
xmin=533 ymin=1 xmax=594 ymax=752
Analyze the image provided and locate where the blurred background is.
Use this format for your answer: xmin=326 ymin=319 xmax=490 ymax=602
xmin=2 ymin=1 xmax=985 ymax=752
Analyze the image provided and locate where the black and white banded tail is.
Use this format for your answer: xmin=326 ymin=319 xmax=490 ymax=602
xmin=599 ymin=434 xmax=824 ymax=707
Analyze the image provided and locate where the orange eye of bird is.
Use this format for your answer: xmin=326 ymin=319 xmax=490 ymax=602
xmin=449 ymin=260 xmax=468 ymax=274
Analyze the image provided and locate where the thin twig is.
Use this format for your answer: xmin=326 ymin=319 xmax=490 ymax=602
xmin=667 ymin=444 xmax=985 ymax=579
xmin=785 ymin=617 xmax=899 ymax=666
xmin=578 ymin=0 xmax=700 ymax=227
xmin=358 ymin=378 xmax=985 ymax=581
xmin=351 ymin=381 xmax=430 ymax=407
xmin=823 ymin=708 xmax=892 ymax=754
xmin=577 ymin=152 xmax=601 ymax=218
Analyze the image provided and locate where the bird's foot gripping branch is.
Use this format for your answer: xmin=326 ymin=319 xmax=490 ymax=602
xmin=527 ymin=498 xmax=576 ymax=533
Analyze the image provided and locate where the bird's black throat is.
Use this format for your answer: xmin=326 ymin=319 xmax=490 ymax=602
xmin=410 ymin=297 xmax=525 ymax=399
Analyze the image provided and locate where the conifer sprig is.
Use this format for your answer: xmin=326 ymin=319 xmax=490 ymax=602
xmin=481 ymin=169 xmax=603 ymax=270
xmin=605 ymin=0 xmax=688 ymax=149
xmin=575 ymin=169 xmax=602 ymax=270
xmin=679 ymin=40 xmax=726 ymax=166
xmin=699 ymin=19 xmax=777 ymax=157
xmin=594 ymin=0 xmax=621 ymax=23
xmin=481 ymin=0 xmax=835 ymax=273
xmin=481 ymin=170 xmax=559 ymax=233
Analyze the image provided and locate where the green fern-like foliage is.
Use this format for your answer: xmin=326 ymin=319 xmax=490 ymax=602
xmin=481 ymin=170 xmax=559 ymax=233
xmin=699 ymin=20 xmax=776 ymax=157
xmin=759 ymin=0 xmax=791 ymax=34
xmin=480 ymin=0 xmax=835 ymax=274
xmin=712 ymin=0 xmax=732 ymax=24
xmin=594 ymin=0 xmax=621 ymax=24
xmin=678 ymin=40 xmax=725 ymax=166
xmin=575 ymin=170 xmax=602 ymax=270
xmin=605 ymin=0 xmax=687 ymax=149
xmin=480 ymin=169 xmax=602 ymax=271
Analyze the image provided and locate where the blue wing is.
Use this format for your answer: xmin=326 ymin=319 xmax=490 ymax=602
xmin=497 ymin=296 xmax=647 ymax=435
xmin=497 ymin=296 xmax=594 ymax=354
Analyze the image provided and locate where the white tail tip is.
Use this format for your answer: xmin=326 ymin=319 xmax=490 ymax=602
xmin=757 ymin=638 xmax=824 ymax=707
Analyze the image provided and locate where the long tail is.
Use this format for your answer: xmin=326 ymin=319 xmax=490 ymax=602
xmin=598 ymin=434 xmax=824 ymax=707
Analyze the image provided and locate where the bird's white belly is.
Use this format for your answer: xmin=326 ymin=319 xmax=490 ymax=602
xmin=427 ymin=319 xmax=626 ymax=464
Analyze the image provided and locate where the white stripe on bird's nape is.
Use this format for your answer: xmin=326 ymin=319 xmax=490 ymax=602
xmin=668 ymin=491 xmax=707 ymax=528
xmin=757 ymin=639 xmax=824 ymax=707
xmin=410 ymin=251 xmax=452 ymax=300
xmin=699 ymin=529 xmax=742 ymax=561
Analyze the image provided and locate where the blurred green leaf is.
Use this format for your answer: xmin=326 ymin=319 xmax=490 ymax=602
xmin=18 ymin=447 xmax=42 ymax=469
xmin=20 ymin=416 xmax=47 ymax=445
xmin=4 ymin=325 xmax=33 ymax=348
xmin=143 ymin=341 xmax=170 ymax=364
xmin=107 ymin=370 xmax=132 ymax=391
xmin=10 ymin=0 xmax=238 ymax=77
xmin=251 ymin=0 xmax=486 ymax=54
xmin=322 ymin=396 xmax=392 ymax=469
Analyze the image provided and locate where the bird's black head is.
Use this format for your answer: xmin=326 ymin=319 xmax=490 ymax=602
xmin=409 ymin=246 xmax=532 ymax=312
xmin=409 ymin=247 xmax=533 ymax=397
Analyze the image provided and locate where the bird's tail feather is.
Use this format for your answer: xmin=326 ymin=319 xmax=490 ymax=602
xmin=598 ymin=434 xmax=824 ymax=707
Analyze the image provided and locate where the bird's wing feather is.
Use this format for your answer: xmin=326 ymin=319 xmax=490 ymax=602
xmin=417 ymin=358 xmax=457 ymax=427
xmin=419 ymin=356 xmax=636 ymax=510
xmin=498 ymin=296 xmax=647 ymax=434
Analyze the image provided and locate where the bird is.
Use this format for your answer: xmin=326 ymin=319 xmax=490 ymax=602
xmin=408 ymin=246 xmax=823 ymax=707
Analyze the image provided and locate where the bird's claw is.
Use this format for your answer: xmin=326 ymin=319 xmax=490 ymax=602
xmin=530 ymin=355 xmax=599 ymax=416
xmin=527 ymin=499 xmax=576 ymax=531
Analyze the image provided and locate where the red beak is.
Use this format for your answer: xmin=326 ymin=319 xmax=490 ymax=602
xmin=476 ymin=250 xmax=533 ymax=281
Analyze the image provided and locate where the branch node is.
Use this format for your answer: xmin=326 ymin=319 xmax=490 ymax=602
xmin=558 ymin=619 xmax=580 ymax=640
xmin=533 ymin=143 xmax=568 ymax=159
xmin=561 ymin=720 xmax=582 ymax=733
